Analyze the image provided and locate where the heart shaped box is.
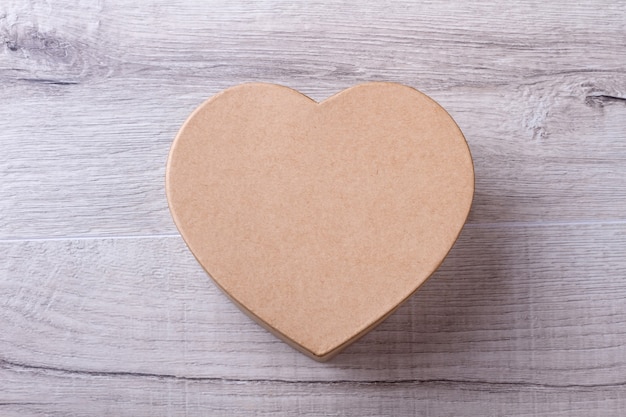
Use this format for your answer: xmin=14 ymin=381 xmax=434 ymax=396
xmin=166 ymin=82 xmax=474 ymax=361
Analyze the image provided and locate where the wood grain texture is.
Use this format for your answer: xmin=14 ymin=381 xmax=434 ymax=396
xmin=1 ymin=0 xmax=625 ymax=238
xmin=2 ymin=224 xmax=626 ymax=384
xmin=1 ymin=0 xmax=625 ymax=415
xmin=1 ymin=368 xmax=625 ymax=417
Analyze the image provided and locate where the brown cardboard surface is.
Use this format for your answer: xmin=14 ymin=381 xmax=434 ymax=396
xmin=166 ymin=82 xmax=474 ymax=361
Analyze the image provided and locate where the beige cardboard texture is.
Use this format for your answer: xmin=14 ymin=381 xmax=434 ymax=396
xmin=166 ymin=82 xmax=474 ymax=361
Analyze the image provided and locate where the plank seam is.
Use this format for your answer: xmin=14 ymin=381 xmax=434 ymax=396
xmin=2 ymin=359 xmax=625 ymax=390
xmin=3 ymin=218 xmax=626 ymax=243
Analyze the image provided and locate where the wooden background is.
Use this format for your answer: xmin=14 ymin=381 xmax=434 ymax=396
xmin=1 ymin=0 xmax=625 ymax=415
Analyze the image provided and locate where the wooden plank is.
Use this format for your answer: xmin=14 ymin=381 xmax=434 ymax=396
xmin=1 ymin=1 xmax=625 ymax=239
xmin=2 ymin=223 xmax=625 ymax=385
xmin=1 ymin=75 xmax=625 ymax=239
xmin=1 ymin=1 xmax=624 ymax=87
xmin=1 ymin=366 xmax=625 ymax=417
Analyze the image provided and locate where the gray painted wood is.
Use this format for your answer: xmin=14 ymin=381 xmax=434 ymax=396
xmin=2 ymin=368 xmax=626 ymax=417
xmin=1 ymin=0 xmax=625 ymax=415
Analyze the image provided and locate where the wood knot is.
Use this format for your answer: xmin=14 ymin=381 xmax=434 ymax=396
xmin=585 ymin=95 xmax=626 ymax=108
xmin=5 ymin=40 xmax=18 ymax=51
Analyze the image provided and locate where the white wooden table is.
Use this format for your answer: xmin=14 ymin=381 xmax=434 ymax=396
xmin=1 ymin=1 xmax=625 ymax=415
